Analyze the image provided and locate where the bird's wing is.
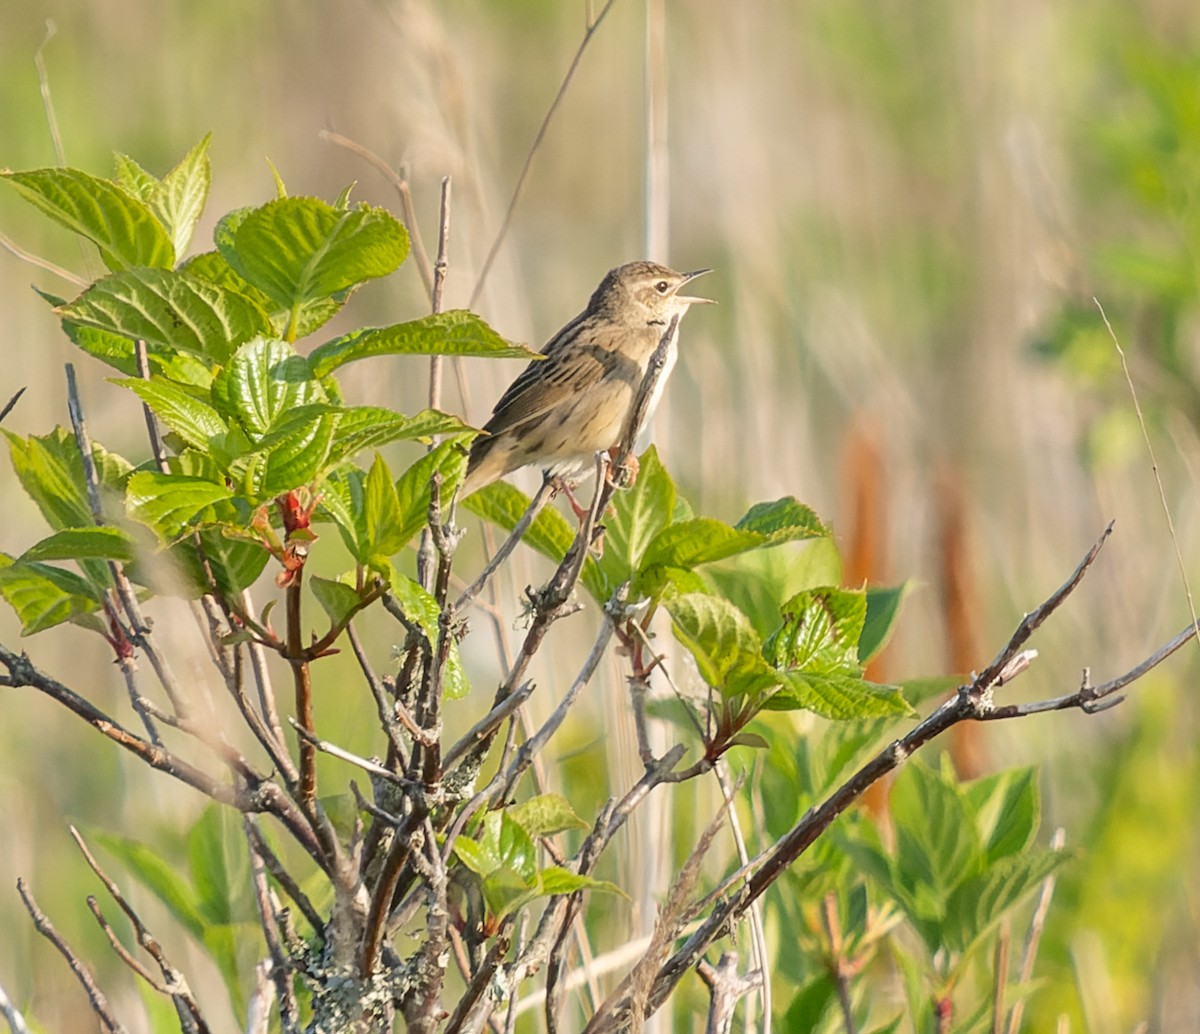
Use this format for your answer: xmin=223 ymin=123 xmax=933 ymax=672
xmin=482 ymin=321 xmax=643 ymax=439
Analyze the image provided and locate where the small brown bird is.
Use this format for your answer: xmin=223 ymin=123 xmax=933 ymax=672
xmin=461 ymin=261 xmax=713 ymax=498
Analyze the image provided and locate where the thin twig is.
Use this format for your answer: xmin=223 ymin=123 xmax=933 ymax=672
xmin=319 ymin=130 xmax=435 ymax=299
xmin=1095 ymin=298 xmax=1200 ymax=640
xmin=17 ymin=878 xmax=127 ymax=1034
xmin=70 ymin=827 xmax=209 ymax=1033
xmin=243 ymin=817 xmax=326 ymax=936
xmin=0 ymin=387 xmax=26 ymax=425
xmin=469 ymin=0 xmax=620 ymax=307
xmin=0 ymin=979 xmax=31 ymax=1034
xmin=1006 ymin=829 xmax=1065 ymax=1034
xmin=992 ymin=920 xmax=1010 ymax=1034
xmin=0 ymin=231 xmax=86 ymax=285
xmin=35 ymin=20 xmax=67 ymax=167
xmin=246 ymin=819 xmax=299 ymax=1033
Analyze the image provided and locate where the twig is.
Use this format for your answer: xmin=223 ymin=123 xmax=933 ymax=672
xmin=289 ymin=717 xmax=406 ymax=784
xmin=430 ymin=175 xmax=452 ymax=409
xmin=35 ymin=20 xmax=66 ymax=167
xmin=0 ymin=387 xmax=26 ymax=425
xmin=454 ymin=475 xmax=555 ymax=610
xmin=319 ymin=130 xmax=434 ymax=299
xmin=16 ymin=878 xmax=127 ymax=1034
xmin=1096 ymin=298 xmax=1200 ymax=640
xmin=0 ymin=979 xmax=31 ymax=1034
xmin=469 ymin=0 xmax=619 ymax=307
xmin=246 ymin=818 xmax=299 ymax=1033
xmin=243 ymin=817 xmax=326 ymax=936
xmin=442 ymin=680 xmax=535 ymax=770
xmin=696 ymin=954 xmax=763 ymax=1034
xmin=0 ymin=231 xmax=86 ymax=285
xmin=70 ymin=827 xmax=209 ymax=1033
xmin=1006 ymin=829 xmax=1065 ymax=1034
xmin=992 ymin=919 xmax=1010 ymax=1034
xmin=65 ymin=362 xmax=189 ymax=717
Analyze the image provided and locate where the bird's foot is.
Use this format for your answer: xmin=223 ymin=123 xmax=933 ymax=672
xmin=550 ymin=476 xmax=592 ymax=521
xmin=607 ymin=449 xmax=640 ymax=489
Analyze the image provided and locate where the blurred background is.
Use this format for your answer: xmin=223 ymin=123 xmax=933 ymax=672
xmin=1 ymin=0 xmax=1199 ymax=1030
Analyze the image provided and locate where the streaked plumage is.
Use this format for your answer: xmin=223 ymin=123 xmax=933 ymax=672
xmin=462 ymin=261 xmax=712 ymax=497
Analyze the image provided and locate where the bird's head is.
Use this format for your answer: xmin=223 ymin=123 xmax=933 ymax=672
xmin=591 ymin=261 xmax=714 ymax=325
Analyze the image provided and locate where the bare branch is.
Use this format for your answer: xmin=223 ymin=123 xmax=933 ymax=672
xmin=696 ymin=954 xmax=763 ymax=1034
xmin=16 ymin=878 xmax=127 ymax=1034
xmin=70 ymin=827 xmax=209 ymax=1033
xmin=0 ymin=978 xmax=31 ymax=1034
xmin=246 ymin=818 xmax=300 ymax=1033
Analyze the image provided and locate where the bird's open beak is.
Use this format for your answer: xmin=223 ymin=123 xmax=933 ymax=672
xmin=675 ymin=267 xmax=716 ymax=305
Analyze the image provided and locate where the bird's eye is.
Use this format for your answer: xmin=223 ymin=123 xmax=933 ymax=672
xmin=654 ymin=280 xmax=670 ymax=294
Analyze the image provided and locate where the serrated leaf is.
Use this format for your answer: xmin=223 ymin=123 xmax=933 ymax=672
xmin=113 ymin=378 xmax=228 ymax=451
xmin=58 ymin=267 xmax=272 ymax=365
xmin=393 ymin=439 xmax=468 ymax=548
xmin=0 ymin=559 xmax=104 ymax=634
xmin=151 ymin=133 xmax=212 ymax=259
xmin=126 ymin=471 xmax=236 ymax=543
xmin=483 ymin=867 xmax=540 ymax=922
xmin=4 ymin=428 xmax=130 ymax=531
xmin=764 ymin=587 xmax=867 ymax=675
xmin=734 ymin=496 xmax=830 ymax=544
xmin=66 ymin=322 xmax=214 ymax=387
xmin=310 ymin=576 xmax=365 ymax=627
xmin=765 ymin=670 xmax=911 ymax=719
xmin=595 ymin=445 xmax=675 ymax=591
xmin=219 ymin=196 xmax=409 ymax=314
xmin=20 ymin=526 xmax=136 ymax=564
xmin=507 ymin=794 xmax=589 ymax=838
xmin=308 ymin=310 xmax=536 ymax=377
xmin=211 ymin=337 xmax=326 ymax=438
xmin=454 ymin=812 xmax=537 ymax=883
xmin=2 ymin=167 xmax=174 ymax=270
xmin=145 ymin=528 xmax=269 ymax=599
xmin=361 ymin=453 xmax=403 ymax=560
xmin=318 ymin=469 xmax=367 ymax=561
xmin=325 ymin=406 xmax=476 ymax=465
xmin=641 ymin=518 xmax=763 ymax=572
xmin=113 ymin=153 xmax=158 ymax=202
xmin=665 ymin=592 xmax=779 ymax=697
xmin=388 ymin=575 xmax=468 ymax=699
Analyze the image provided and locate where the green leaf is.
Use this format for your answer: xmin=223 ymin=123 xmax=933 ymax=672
xmin=665 ymin=592 xmax=779 ymax=697
xmin=363 ymin=453 xmax=404 ymax=560
xmin=126 ymin=471 xmax=236 ymax=543
xmin=393 ymin=439 xmax=468 ymax=548
xmin=734 ymin=496 xmax=830 ymax=544
xmin=595 ymin=445 xmax=675 ymax=591
xmin=20 ymin=527 xmax=136 ymax=564
xmin=964 ymin=767 xmax=1040 ymax=865
xmin=310 ymin=576 xmax=365 ymax=627
xmin=454 ymin=813 xmax=537 ymax=883
xmin=0 ymin=558 xmax=104 ymax=634
xmin=66 ymin=322 xmax=214 ymax=387
xmin=112 ymin=378 xmax=228 ymax=451
xmin=942 ymin=850 xmax=1064 ymax=954
xmin=388 ymin=575 xmax=468 ymax=700
xmin=2 ymin=167 xmax=174 ymax=270
xmin=187 ymin=803 xmax=252 ymax=927
xmin=148 ymin=529 xmax=269 ymax=599
xmin=459 ymin=480 xmax=608 ymax=595
xmin=89 ymin=831 xmax=207 ymax=940
xmin=113 ymin=153 xmax=158 ymax=202
xmin=5 ymin=431 xmax=131 ymax=562
xmin=892 ymin=761 xmax=983 ymax=908
xmin=860 ymin=583 xmax=910 ymax=664
xmin=765 ymin=670 xmax=911 ymax=719
xmin=212 ymin=337 xmax=326 ymax=438
xmin=58 ymin=267 xmax=272 ymax=365
xmin=538 ymin=867 xmax=625 ymax=898
xmin=150 ymin=133 xmax=212 ymax=259
xmin=482 ymin=868 xmax=540 ymax=922
xmin=325 ymin=406 xmax=477 ymax=465
xmin=764 ymin=587 xmax=867 ymax=675
xmin=507 ymin=794 xmax=589 ymax=838
xmin=218 ymin=196 xmax=409 ymax=313
xmin=641 ymin=518 xmax=763 ymax=572
xmin=308 ymin=310 xmax=536 ymax=377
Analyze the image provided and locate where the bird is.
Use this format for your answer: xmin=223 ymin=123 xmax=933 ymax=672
xmin=460 ymin=261 xmax=713 ymax=500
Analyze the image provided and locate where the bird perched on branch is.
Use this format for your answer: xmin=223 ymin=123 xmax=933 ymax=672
xmin=460 ymin=260 xmax=713 ymax=499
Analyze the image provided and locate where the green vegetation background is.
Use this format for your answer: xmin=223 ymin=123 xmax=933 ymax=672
xmin=1 ymin=0 xmax=1198 ymax=1030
